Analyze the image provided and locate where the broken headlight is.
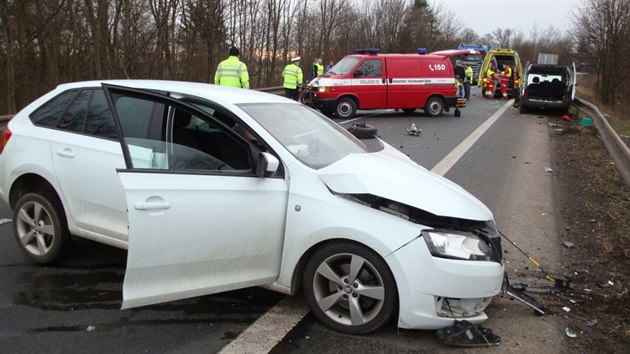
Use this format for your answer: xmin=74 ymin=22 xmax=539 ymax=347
xmin=422 ymin=230 xmax=494 ymax=261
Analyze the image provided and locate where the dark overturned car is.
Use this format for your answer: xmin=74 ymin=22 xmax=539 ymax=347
xmin=518 ymin=63 xmax=576 ymax=114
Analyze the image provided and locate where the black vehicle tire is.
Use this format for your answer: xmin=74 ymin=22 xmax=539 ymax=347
xmin=303 ymin=242 xmax=398 ymax=335
xmin=13 ymin=191 xmax=73 ymax=264
xmin=335 ymin=98 xmax=357 ymax=119
xmin=402 ymin=109 xmax=416 ymax=114
xmin=424 ymin=96 xmax=444 ymax=117
xmin=347 ymin=123 xmax=377 ymax=139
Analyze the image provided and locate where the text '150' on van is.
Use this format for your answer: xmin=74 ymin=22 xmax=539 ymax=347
xmin=309 ymin=49 xmax=463 ymax=119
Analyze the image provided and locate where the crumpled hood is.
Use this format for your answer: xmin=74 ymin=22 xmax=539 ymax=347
xmin=319 ymin=144 xmax=493 ymax=221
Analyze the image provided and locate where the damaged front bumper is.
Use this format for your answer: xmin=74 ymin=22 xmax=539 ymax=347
xmin=387 ymin=236 xmax=504 ymax=330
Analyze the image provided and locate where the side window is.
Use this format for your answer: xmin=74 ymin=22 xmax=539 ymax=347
xmin=58 ymin=90 xmax=91 ymax=133
xmin=30 ymin=90 xmax=79 ymax=127
xmin=113 ymin=94 xmax=253 ymax=174
xmin=355 ymin=59 xmax=382 ymax=77
xmin=84 ymin=90 xmax=118 ymax=139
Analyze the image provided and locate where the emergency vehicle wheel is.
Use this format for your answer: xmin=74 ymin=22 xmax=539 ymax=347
xmin=424 ymin=97 xmax=444 ymax=117
xmin=335 ymin=98 xmax=357 ymax=119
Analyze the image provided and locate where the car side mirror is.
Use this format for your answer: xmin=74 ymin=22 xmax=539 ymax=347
xmin=256 ymin=152 xmax=280 ymax=178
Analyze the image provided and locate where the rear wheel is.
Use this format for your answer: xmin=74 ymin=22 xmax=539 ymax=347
xmin=13 ymin=191 xmax=73 ymax=264
xmin=335 ymin=98 xmax=357 ymax=119
xmin=424 ymin=97 xmax=444 ymax=117
xmin=303 ymin=242 xmax=397 ymax=334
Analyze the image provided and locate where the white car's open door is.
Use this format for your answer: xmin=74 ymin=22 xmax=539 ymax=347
xmin=118 ymin=170 xmax=288 ymax=309
xmin=571 ymin=62 xmax=577 ymax=101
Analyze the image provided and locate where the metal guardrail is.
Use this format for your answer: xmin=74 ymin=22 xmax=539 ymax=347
xmin=574 ymin=98 xmax=630 ymax=187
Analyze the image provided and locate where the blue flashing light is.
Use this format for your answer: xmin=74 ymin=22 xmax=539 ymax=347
xmin=354 ymin=48 xmax=381 ymax=55
xmin=417 ymin=48 xmax=427 ymax=55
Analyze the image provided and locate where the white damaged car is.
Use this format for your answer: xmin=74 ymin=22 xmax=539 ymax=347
xmin=0 ymin=80 xmax=504 ymax=334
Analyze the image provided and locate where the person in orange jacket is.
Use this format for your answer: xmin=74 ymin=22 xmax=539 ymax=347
xmin=500 ymin=64 xmax=512 ymax=99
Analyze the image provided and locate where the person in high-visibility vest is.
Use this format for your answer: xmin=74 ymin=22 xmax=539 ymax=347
xmin=484 ymin=66 xmax=497 ymax=99
xmin=312 ymin=58 xmax=324 ymax=79
xmin=283 ymin=56 xmax=303 ymax=100
xmin=214 ymin=47 xmax=249 ymax=89
xmin=501 ymin=64 xmax=512 ymax=99
xmin=464 ymin=64 xmax=474 ymax=100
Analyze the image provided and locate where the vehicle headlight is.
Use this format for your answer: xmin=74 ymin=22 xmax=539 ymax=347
xmin=422 ymin=230 xmax=493 ymax=261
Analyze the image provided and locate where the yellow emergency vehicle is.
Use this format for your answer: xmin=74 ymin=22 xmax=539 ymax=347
xmin=477 ymin=48 xmax=523 ymax=98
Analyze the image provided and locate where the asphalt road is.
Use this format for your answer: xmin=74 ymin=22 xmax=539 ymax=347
xmin=0 ymin=87 xmax=568 ymax=353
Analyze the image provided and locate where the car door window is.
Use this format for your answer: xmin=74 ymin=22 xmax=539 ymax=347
xmin=109 ymin=92 xmax=253 ymax=174
xmin=355 ymin=59 xmax=382 ymax=77
xmin=84 ymin=89 xmax=118 ymax=139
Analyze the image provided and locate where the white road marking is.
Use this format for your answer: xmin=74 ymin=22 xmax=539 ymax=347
xmin=221 ymin=101 xmax=512 ymax=352
xmin=217 ymin=296 xmax=309 ymax=354
xmin=431 ymin=99 xmax=513 ymax=176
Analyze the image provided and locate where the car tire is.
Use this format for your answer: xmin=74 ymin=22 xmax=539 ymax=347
xmin=424 ymin=97 xmax=444 ymax=117
xmin=347 ymin=123 xmax=377 ymax=139
xmin=13 ymin=191 xmax=73 ymax=264
xmin=303 ymin=242 xmax=398 ymax=335
xmin=335 ymin=98 xmax=357 ymax=119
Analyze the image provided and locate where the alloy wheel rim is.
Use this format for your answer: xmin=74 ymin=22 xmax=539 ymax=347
xmin=312 ymin=253 xmax=385 ymax=326
xmin=16 ymin=201 xmax=55 ymax=256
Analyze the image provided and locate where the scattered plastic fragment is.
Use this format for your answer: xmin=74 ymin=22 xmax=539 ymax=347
xmin=585 ymin=319 xmax=598 ymax=327
xmin=563 ymin=241 xmax=575 ymax=249
xmin=565 ymin=327 xmax=577 ymax=338
xmin=547 ymin=122 xmax=559 ymax=127
xmin=436 ymin=320 xmax=501 ymax=347
xmin=589 ymin=219 xmax=597 ymax=223
xmin=562 ymin=306 xmax=571 ymax=312
xmin=597 ymin=279 xmax=614 ymax=288
xmin=562 ymin=114 xmax=573 ymax=122
xmin=544 ymin=167 xmax=553 ymax=173
xmin=87 ymin=325 xmax=96 ymax=332
xmin=406 ymin=123 xmax=422 ymax=136
xmin=0 ymin=218 xmax=11 ymax=225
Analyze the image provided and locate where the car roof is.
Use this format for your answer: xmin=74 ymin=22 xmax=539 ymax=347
xmin=54 ymin=80 xmax=291 ymax=106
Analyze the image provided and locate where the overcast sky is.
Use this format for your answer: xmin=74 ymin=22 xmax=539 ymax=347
xmin=434 ymin=0 xmax=581 ymax=38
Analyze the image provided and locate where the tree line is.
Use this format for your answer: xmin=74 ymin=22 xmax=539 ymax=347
xmin=0 ymin=0 xmax=627 ymax=114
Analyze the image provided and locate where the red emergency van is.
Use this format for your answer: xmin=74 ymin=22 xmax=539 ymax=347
xmin=310 ymin=49 xmax=461 ymax=119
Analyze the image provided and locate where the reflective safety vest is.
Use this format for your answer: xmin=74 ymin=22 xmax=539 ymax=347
xmin=503 ymin=66 xmax=512 ymax=78
xmin=487 ymin=68 xmax=495 ymax=80
xmin=315 ymin=63 xmax=324 ymax=77
xmin=283 ymin=63 xmax=303 ymax=89
xmin=214 ymin=56 xmax=250 ymax=89
xmin=464 ymin=66 xmax=474 ymax=82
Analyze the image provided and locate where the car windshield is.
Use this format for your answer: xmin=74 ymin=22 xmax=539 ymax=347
xmin=238 ymin=103 xmax=368 ymax=169
xmin=327 ymin=56 xmax=360 ymax=75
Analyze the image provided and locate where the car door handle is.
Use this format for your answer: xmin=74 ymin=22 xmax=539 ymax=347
xmin=134 ymin=201 xmax=171 ymax=210
xmin=57 ymin=148 xmax=75 ymax=158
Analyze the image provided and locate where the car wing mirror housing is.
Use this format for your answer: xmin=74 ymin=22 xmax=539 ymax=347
xmin=256 ymin=152 xmax=279 ymax=178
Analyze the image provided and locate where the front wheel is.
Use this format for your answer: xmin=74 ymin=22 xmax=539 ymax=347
xmin=303 ymin=242 xmax=398 ymax=334
xmin=13 ymin=191 xmax=73 ymax=264
xmin=335 ymin=98 xmax=357 ymax=119
xmin=424 ymin=97 xmax=444 ymax=117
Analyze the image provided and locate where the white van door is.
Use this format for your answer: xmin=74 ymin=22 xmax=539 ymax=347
xmin=571 ymin=62 xmax=577 ymax=101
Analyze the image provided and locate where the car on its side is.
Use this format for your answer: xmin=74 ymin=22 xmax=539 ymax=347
xmin=518 ymin=63 xmax=576 ymax=113
xmin=0 ymin=80 xmax=504 ymax=334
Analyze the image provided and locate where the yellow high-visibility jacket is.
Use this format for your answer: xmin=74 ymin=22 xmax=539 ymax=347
xmin=214 ymin=56 xmax=249 ymax=89
xmin=282 ymin=63 xmax=303 ymax=89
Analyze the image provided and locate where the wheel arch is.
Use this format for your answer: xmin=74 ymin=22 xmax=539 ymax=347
xmin=337 ymin=94 xmax=360 ymax=110
xmin=289 ymin=237 xmax=399 ymax=298
xmin=9 ymin=173 xmax=61 ymax=209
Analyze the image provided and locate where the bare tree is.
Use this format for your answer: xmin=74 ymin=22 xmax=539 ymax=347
xmin=573 ymin=0 xmax=630 ymax=105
